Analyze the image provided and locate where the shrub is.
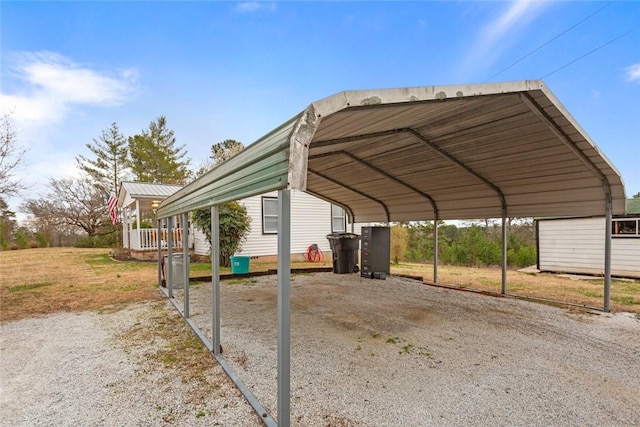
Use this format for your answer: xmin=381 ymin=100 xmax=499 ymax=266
xmin=440 ymin=225 xmax=501 ymax=266
xmin=74 ymin=234 xmax=115 ymax=248
xmin=132 ymin=220 xmax=153 ymax=229
xmin=508 ymin=245 xmax=536 ymax=267
xmin=192 ymin=201 xmax=251 ymax=267
xmin=33 ymin=232 xmax=48 ymax=248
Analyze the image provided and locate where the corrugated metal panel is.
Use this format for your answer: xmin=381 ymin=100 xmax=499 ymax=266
xmin=118 ymin=181 xmax=182 ymax=208
xmin=121 ymin=181 xmax=182 ymax=198
xmin=627 ymin=198 xmax=640 ymax=214
xmin=157 ymin=115 xmax=300 ymax=218
xmin=158 ymin=81 xmax=626 ymax=223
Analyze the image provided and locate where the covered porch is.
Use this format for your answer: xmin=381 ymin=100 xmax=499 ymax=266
xmin=117 ymin=181 xmax=193 ymax=260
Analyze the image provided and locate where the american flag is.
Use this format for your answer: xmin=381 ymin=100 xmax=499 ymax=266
xmin=108 ymin=194 xmax=119 ymax=225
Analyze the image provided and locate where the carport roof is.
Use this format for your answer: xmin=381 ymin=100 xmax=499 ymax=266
xmin=158 ymin=80 xmax=626 ymax=221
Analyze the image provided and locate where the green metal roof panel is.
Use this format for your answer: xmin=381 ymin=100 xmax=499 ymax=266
xmin=157 ymin=114 xmax=299 ymax=218
xmin=626 ymin=198 xmax=640 ymax=215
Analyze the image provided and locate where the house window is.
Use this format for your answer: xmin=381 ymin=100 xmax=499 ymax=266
xmin=262 ymin=197 xmax=278 ymax=234
xmin=612 ymin=218 xmax=639 ymax=237
xmin=331 ymin=204 xmax=346 ymax=233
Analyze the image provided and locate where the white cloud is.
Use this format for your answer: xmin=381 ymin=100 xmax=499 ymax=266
xmin=235 ymin=2 xmax=275 ymax=13
xmin=0 ymin=51 xmax=138 ymax=123
xmin=481 ymin=0 xmax=537 ymax=45
xmin=458 ymin=0 xmax=548 ymax=79
xmin=626 ymin=63 xmax=640 ymax=82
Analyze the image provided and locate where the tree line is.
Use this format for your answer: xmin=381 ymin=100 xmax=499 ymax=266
xmin=0 ymin=114 xmax=249 ymax=255
xmin=390 ymin=220 xmax=537 ymax=268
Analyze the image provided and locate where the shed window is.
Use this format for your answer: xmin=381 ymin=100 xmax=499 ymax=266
xmin=331 ymin=205 xmax=346 ymax=233
xmin=612 ymin=218 xmax=639 ymax=237
xmin=262 ymin=197 xmax=278 ymax=234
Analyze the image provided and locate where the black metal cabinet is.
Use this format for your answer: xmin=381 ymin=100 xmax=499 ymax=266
xmin=360 ymin=226 xmax=390 ymax=279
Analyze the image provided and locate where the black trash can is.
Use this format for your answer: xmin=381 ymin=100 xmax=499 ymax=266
xmin=326 ymin=233 xmax=360 ymax=274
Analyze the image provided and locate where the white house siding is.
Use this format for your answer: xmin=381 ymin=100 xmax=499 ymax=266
xmin=194 ymin=190 xmax=364 ymax=258
xmin=193 ymin=227 xmax=210 ymax=257
xmin=538 ymin=217 xmax=640 ymax=278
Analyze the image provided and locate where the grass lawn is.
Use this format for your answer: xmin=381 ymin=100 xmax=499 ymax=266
xmin=391 ymin=262 xmax=640 ymax=313
xmin=1 ymin=248 xmax=638 ymax=323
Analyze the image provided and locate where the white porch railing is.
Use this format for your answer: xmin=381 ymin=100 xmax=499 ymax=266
xmin=127 ymin=228 xmax=191 ymax=251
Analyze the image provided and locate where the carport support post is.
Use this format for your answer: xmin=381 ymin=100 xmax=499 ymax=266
xmin=167 ymin=216 xmax=174 ymax=299
xmin=604 ymin=197 xmax=612 ymax=312
xmin=433 ymin=218 xmax=439 ymax=283
xmin=211 ymin=205 xmax=221 ymax=355
xmin=277 ymin=189 xmax=291 ymax=427
xmin=501 ymin=213 xmax=508 ymax=294
xmin=182 ymin=212 xmax=190 ymax=318
xmin=157 ymin=219 xmax=162 ymax=288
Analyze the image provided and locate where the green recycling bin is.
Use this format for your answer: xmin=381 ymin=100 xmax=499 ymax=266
xmin=230 ymin=255 xmax=250 ymax=274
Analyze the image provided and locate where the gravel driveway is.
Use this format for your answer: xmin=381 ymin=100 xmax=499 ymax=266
xmin=2 ymin=272 xmax=639 ymax=426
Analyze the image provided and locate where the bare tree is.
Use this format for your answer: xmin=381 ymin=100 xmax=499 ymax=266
xmin=23 ymin=177 xmax=110 ymax=237
xmin=0 ymin=113 xmax=28 ymax=197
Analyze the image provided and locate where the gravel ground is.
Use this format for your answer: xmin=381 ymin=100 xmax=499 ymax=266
xmin=2 ymin=272 xmax=639 ymax=426
xmin=0 ymin=303 xmax=261 ymax=427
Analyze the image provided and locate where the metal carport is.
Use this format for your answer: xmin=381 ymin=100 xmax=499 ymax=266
xmin=156 ymin=80 xmax=626 ymax=426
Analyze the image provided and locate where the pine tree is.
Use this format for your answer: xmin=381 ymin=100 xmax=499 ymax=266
xmin=76 ymin=122 xmax=129 ymax=196
xmin=128 ymin=116 xmax=190 ymax=184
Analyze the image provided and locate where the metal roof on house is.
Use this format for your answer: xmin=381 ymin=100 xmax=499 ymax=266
xmin=626 ymin=198 xmax=640 ymax=215
xmin=158 ymin=81 xmax=626 ymax=221
xmin=119 ymin=181 xmax=182 ymax=205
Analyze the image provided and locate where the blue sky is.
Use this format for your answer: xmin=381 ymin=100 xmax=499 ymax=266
xmin=2 ymin=1 xmax=639 ymax=219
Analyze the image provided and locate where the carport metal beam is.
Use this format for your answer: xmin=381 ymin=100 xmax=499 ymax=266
xmin=604 ymin=195 xmax=612 ymax=312
xmin=311 ymin=127 xmax=509 ymax=289
xmin=304 ymin=188 xmax=355 ymax=224
xmin=310 ymin=150 xmax=441 ymax=284
xmin=277 ymin=189 xmax=291 ymax=427
xmin=158 ymin=204 xmax=277 ymax=426
xmin=157 ymin=218 xmax=162 ymax=288
xmin=309 ymin=150 xmax=439 ymax=217
xmin=520 ymin=93 xmax=613 ymax=311
xmin=167 ymin=216 xmax=174 ymax=298
xmin=502 ymin=212 xmax=507 ymax=294
xmin=211 ymin=205 xmax=221 ymax=355
xmin=405 ymin=128 xmax=509 ymax=293
xmin=434 ymin=218 xmax=439 ymax=283
xmin=308 ymin=168 xmax=391 ymax=222
xmin=182 ymin=212 xmax=190 ymax=318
